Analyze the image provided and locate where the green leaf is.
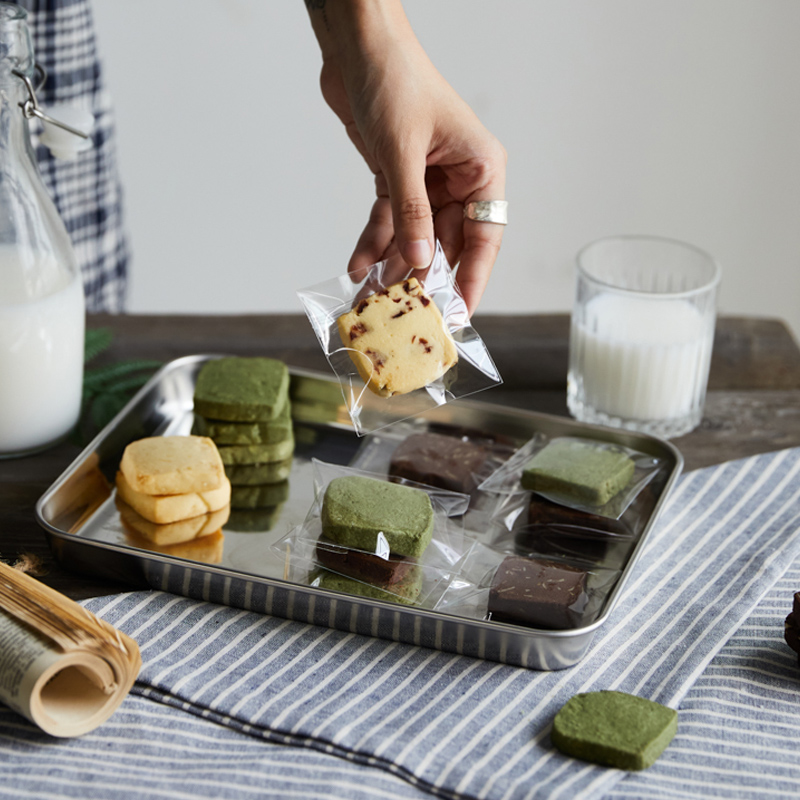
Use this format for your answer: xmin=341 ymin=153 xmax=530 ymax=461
xmin=95 ymin=373 xmax=155 ymax=396
xmin=83 ymin=360 xmax=162 ymax=391
xmin=90 ymin=391 xmax=128 ymax=430
xmin=84 ymin=327 xmax=114 ymax=363
xmin=77 ymin=351 xmax=163 ymax=445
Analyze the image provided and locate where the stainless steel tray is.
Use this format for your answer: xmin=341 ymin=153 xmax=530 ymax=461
xmin=36 ymin=355 xmax=683 ymax=670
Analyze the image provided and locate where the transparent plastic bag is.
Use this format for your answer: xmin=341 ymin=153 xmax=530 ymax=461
xmin=351 ymin=418 xmax=517 ymax=535
xmin=436 ymin=542 xmax=620 ymax=630
xmin=491 ymin=517 xmax=638 ymax=572
xmin=356 ymin=415 xmax=513 ymax=487
xmin=273 ymin=459 xmax=474 ymax=608
xmin=478 ymin=435 xmax=663 ymax=520
xmin=297 ymin=241 xmax=502 ymax=435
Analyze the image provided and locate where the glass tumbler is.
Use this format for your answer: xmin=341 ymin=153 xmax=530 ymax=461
xmin=567 ymin=235 xmax=721 ymax=439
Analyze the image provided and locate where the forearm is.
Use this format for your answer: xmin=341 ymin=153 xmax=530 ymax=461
xmin=305 ymin=0 xmax=418 ymax=69
xmin=303 ymin=0 xmax=507 ymax=311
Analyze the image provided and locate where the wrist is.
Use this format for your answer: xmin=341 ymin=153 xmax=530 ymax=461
xmin=306 ymin=0 xmax=415 ymax=67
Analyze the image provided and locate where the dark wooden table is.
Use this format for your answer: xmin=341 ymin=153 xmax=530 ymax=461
xmin=3 ymin=313 xmax=799 ymax=601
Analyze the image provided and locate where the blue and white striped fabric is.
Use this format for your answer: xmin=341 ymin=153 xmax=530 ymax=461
xmin=607 ymin=560 xmax=800 ymax=800
xmin=0 ymin=695 xmax=436 ymax=800
xmin=2 ymin=447 xmax=800 ymax=799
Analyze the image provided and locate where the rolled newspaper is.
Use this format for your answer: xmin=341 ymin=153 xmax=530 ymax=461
xmin=0 ymin=560 xmax=140 ymax=737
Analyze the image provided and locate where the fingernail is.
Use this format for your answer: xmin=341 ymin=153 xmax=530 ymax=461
xmin=405 ymin=239 xmax=432 ymax=268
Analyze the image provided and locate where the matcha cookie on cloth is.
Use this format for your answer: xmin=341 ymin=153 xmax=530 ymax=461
xmin=551 ymin=690 xmax=677 ymax=770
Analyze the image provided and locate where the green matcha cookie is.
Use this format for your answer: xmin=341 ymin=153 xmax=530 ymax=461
xmin=291 ymin=400 xmax=344 ymax=425
xmin=290 ymin=376 xmax=343 ymax=404
xmin=321 ymin=475 xmax=434 ymax=558
xmin=552 ymin=690 xmax=678 ymax=771
xmin=521 ymin=439 xmax=635 ymax=507
xmin=311 ymin=566 xmax=422 ymax=605
xmin=224 ymin=458 xmax=293 ymax=486
xmin=192 ymin=400 xmax=292 ymax=445
xmin=217 ymin=432 xmax=295 ymax=465
xmin=230 ymin=480 xmax=290 ymax=509
xmin=226 ymin=505 xmax=284 ymax=532
xmin=194 ymin=357 xmax=289 ymax=422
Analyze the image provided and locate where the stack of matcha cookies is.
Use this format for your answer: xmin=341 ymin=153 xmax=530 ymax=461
xmin=193 ymin=357 xmax=294 ymax=531
xmin=313 ymin=474 xmax=435 ymax=605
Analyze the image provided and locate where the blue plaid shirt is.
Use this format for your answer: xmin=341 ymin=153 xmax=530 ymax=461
xmin=16 ymin=0 xmax=128 ymax=312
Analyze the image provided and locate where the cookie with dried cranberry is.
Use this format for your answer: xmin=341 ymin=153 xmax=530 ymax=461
xmin=336 ymin=277 xmax=458 ymax=397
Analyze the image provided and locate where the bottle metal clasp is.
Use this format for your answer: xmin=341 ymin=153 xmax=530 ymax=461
xmin=11 ymin=65 xmax=90 ymax=139
xmin=11 ymin=64 xmax=92 ymax=159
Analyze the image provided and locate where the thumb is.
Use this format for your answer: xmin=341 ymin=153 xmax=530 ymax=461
xmin=382 ymin=150 xmax=435 ymax=269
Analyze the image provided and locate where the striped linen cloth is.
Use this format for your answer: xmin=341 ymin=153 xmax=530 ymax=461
xmin=607 ymin=560 xmax=800 ymax=800
xmin=2 ymin=446 xmax=800 ymax=799
xmin=0 ymin=694 xmax=435 ymax=800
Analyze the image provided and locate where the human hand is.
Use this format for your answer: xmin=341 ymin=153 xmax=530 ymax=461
xmin=308 ymin=1 xmax=507 ymax=316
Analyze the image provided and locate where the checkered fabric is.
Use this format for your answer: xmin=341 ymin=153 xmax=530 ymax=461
xmin=15 ymin=0 xmax=128 ymax=311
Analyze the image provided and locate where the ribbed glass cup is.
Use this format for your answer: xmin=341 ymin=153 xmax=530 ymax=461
xmin=567 ymin=235 xmax=721 ymax=439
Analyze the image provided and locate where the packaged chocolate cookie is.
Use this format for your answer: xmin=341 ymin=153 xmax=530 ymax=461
xmin=297 ymin=241 xmax=502 ymax=436
xmin=437 ymin=542 xmax=620 ymax=630
xmin=350 ymin=420 xmax=516 ymax=531
xmin=274 ymin=460 xmax=474 ymax=608
xmin=479 ymin=435 xmax=665 ymax=520
xmin=482 ymin=493 xmax=641 ymax=570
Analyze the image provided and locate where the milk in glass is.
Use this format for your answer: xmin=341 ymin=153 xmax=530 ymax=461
xmin=0 ymin=248 xmax=85 ymax=454
xmin=0 ymin=5 xmax=87 ymax=457
xmin=567 ymin=236 xmax=720 ymax=438
xmin=570 ymin=293 xmax=713 ymax=423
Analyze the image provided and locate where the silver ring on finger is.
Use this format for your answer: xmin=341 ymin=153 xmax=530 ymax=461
xmin=463 ymin=200 xmax=508 ymax=225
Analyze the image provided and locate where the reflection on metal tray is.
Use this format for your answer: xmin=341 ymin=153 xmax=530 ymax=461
xmin=36 ymin=355 xmax=683 ymax=670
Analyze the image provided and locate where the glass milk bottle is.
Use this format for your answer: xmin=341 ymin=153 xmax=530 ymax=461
xmin=0 ymin=4 xmax=85 ymax=457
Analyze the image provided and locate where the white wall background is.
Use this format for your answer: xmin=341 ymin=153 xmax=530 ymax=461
xmin=91 ymin=0 xmax=800 ymax=339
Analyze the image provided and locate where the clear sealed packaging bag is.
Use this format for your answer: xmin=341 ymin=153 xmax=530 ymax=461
xmin=273 ymin=459 xmax=475 ymax=608
xmin=297 ymin=242 xmax=502 ymax=435
xmin=479 ymin=435 xmax=664 ymax=520
xmin=491 ymin=518 xmax=638 ymax=572
xmin=436 ymin=542 xmax=621 ymax=631
xmin=350 ymin=418 xmax=517 ymax=534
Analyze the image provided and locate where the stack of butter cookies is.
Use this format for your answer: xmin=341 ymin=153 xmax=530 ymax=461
xmin=193 ymin=356 xmax=294 ymax=531
xmin=115 ymin=435 xmax=230 ymax=562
